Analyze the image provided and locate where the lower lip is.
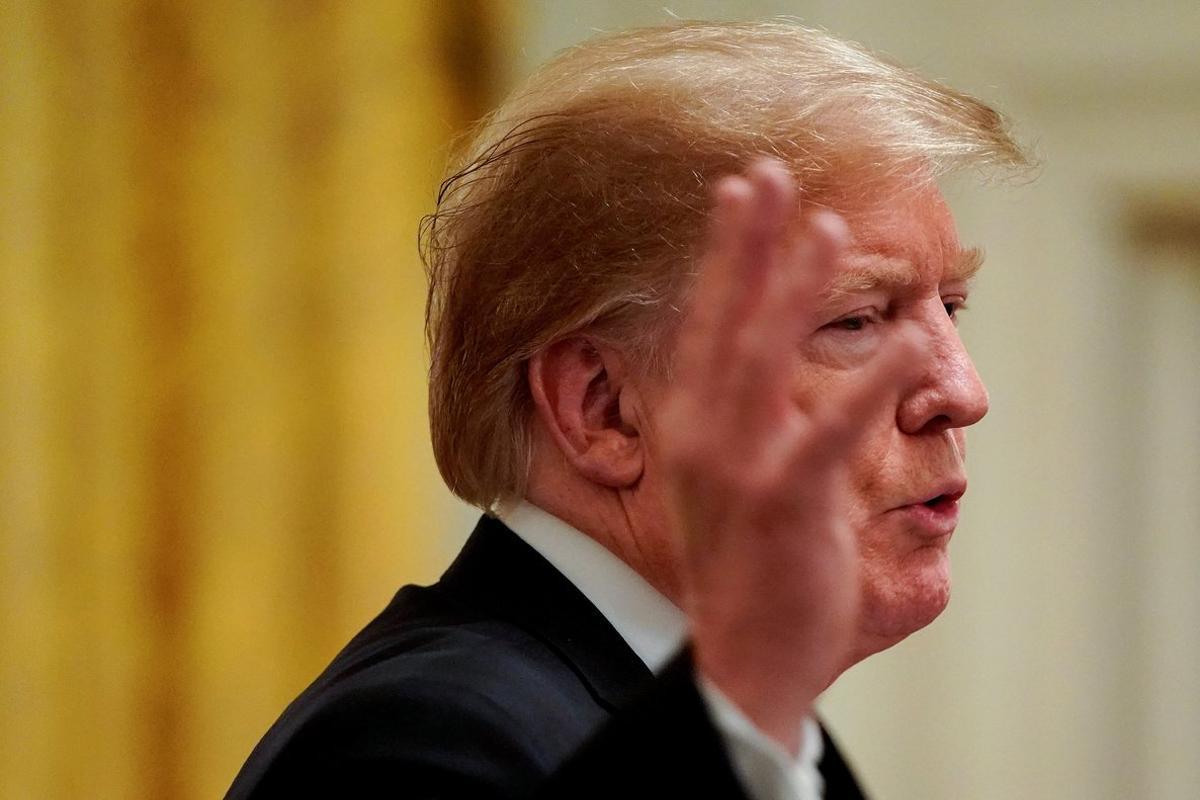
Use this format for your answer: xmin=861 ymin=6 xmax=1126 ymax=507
xmin=893 ymin=498 xmax=960 ymax=538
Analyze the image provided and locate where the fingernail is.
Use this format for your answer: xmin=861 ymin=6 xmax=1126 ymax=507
xmin=810 ymin=210 xmax=850 ymax=243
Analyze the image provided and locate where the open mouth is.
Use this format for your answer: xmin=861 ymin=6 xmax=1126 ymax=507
xmin=897 ymin=490 xmax=964 ymax=537
xmin=918 ymin=489 xmax=965 ymax=512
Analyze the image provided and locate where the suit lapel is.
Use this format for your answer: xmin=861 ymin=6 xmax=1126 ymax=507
xmin=818 ymin=722 xmax=868 ymax=799
xmin=439 ymin=515 xmax=655 ymax=713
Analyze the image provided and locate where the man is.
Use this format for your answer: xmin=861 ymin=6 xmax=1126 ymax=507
xmin=228 ymin=20 xmax=1029 ymax=799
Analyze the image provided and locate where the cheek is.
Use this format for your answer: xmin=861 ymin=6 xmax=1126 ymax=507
xmin=846 ymin=418 xmax=902 ymax=513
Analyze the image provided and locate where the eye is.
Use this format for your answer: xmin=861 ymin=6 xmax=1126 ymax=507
xmin=943 ymin=296 xmax=968 ymax=323
xmin=834 ymin=316 xmax=870 ymax=331
xmin=824 ymin=308 xmax=882 ymax=333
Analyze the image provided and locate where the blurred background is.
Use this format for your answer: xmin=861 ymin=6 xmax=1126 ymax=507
xmin=2 ymin=1 xmax=1196 ymax=798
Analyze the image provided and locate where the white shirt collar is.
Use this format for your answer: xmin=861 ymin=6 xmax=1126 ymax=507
xmin=495 ymin=499 xmax=825 ymax=798
xmin=495 ymin=499 xmax=688 ymax=673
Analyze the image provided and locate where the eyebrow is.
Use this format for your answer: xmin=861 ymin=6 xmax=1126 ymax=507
xmin=824 ymin=246 xmax=985 ymax=297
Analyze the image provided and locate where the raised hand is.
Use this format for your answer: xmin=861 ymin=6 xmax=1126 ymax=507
xmin=659 ymin=159 xmax=923 ymax=754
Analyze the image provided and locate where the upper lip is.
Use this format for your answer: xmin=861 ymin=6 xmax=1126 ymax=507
xmin=897 ymin=478 xmax=967 ymax=509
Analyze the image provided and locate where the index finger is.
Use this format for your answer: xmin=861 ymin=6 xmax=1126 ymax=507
xmin=674 ymin=160 xmax=801 ymax=395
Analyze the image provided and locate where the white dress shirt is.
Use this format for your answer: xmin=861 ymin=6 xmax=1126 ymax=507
xmin=496 ymin=500 xmax=825 ymax=800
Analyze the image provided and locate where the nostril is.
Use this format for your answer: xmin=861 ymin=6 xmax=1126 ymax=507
xmin=924 ymin=414 xmax=954 ymax=435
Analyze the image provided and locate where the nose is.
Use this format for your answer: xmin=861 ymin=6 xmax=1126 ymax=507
xmin=896 ymin=311 xmax=989 ymax=436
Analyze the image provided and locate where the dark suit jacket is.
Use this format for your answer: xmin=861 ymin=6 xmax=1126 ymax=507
xmin=226 ymin=515 xmax=867 ymax=799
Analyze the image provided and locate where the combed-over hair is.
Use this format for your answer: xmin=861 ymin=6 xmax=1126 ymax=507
xmin=422 ymin=19 xmax=1030 ymax=510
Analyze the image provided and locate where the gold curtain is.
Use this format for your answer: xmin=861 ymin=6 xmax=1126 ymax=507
xmin=0 ymin=2 xmax=510 ymax=797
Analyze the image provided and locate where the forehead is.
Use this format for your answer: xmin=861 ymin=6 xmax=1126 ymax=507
xmin=820 ymin=181 xmax=970 ymax=286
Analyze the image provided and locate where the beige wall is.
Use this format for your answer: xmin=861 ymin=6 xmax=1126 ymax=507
xmin=512 ymin=3 xmax=1200 ymax=798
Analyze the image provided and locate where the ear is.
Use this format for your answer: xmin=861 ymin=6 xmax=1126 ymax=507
xmin=527 ymin=337 xmax=645 ymax=488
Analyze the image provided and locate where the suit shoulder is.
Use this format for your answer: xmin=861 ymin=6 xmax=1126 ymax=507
xmin=328 ymin=583 xmax=603 ymax=722
xmin=227 ymin=585 xmax=607 ymax=799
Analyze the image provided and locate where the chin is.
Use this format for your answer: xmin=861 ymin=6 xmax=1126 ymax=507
xmin=859 ymin=545 xmax=952 ymax=645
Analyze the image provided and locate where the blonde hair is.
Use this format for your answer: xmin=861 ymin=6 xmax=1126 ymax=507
xmin=422 ymin=20 xmax=1030 ymax=510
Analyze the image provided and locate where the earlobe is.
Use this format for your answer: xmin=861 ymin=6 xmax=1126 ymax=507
xmin=527 ymin=338 xmax=645 ymax=488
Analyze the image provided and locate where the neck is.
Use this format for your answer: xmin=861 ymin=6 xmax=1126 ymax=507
xmin=525 ymin=457 xmax=683 ymax=605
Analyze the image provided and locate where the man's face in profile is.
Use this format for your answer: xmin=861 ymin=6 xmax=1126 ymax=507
xmin=639 ymin=177 xmax=988 ymax=657
xmin=802 ymin=180 xmax=988 ymax=654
